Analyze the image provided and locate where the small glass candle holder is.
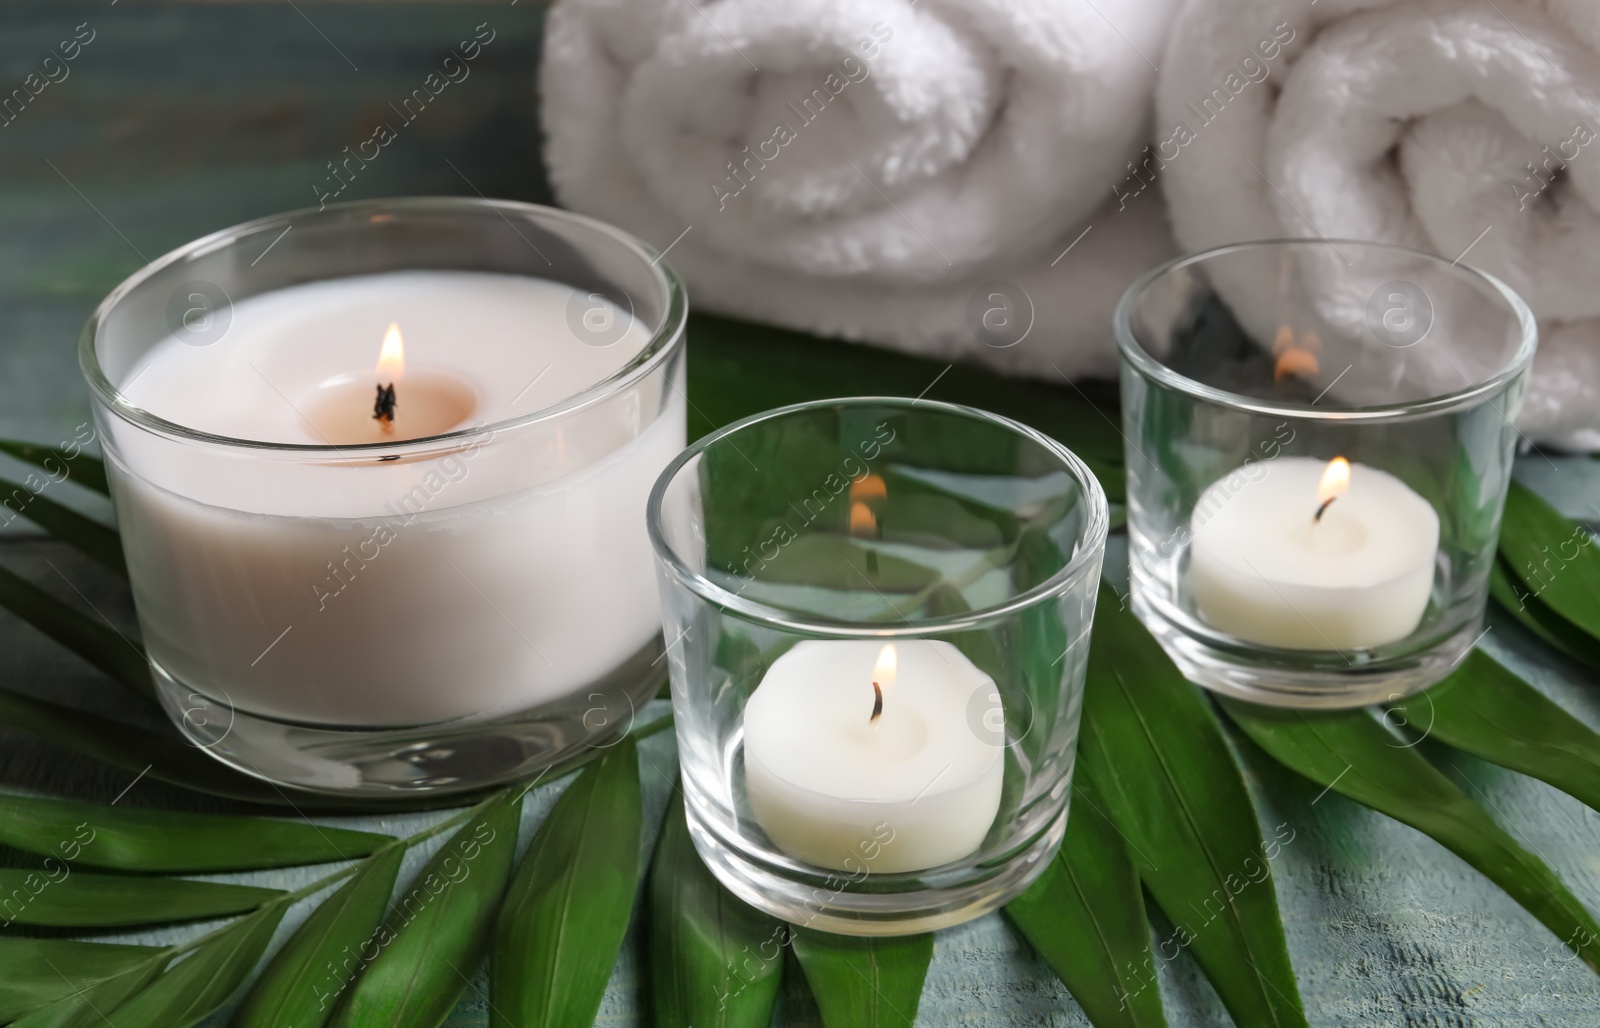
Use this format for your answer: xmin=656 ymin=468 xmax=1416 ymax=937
xmin=648 ymin=398 xmax=1108 ymax=936
xmin=1117 ymin=239 xmax=1536 ymax=709
xmin=81 ymin=197 xmax=686 ymax=796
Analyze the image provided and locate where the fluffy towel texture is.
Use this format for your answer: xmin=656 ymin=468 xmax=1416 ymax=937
xmin=1157 ymin=0 xmax=1600 ymax=445
xmin=539 ymin=0 xmax=1177 ymax=382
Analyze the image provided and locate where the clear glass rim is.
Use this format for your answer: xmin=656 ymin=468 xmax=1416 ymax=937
xmin=77 ymin=195 xmax=689 ymax=454
xmin=1113 ymin=237 xmax=1539 ymax=422
xmin=646 ymin=396 xmax=1110 ymax=637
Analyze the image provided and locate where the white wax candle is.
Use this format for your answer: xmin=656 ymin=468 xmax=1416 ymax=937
xmin=110 ymin=271 xmax=682 ymax=726
xmin=742 ymin=641 xmax=1004 ymax=874
xmin=1187 ymin=457 xmax=1440 ymax=650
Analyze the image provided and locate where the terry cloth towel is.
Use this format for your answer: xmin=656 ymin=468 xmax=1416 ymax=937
xmin=1156 ymin=0 xmax=1600 ymax=446
xmin=539 ymin=0 xmax=1178 ymax=383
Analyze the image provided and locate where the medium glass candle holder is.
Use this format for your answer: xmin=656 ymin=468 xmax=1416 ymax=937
xmin=1117 ymin=240 xmax=1536 ymax=709
xmin=648 ymin=398 xmax=1108 ymax=935
xmin=81 ymin=197 xmax=686 ymax=796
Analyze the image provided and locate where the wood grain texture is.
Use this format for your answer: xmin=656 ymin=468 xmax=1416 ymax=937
xmin=0 ymin=4 xmax=1597 ymax=1024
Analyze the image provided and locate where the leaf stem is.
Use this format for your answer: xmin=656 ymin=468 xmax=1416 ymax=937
xmin=160 ymin=789 xmax=507 ymax=961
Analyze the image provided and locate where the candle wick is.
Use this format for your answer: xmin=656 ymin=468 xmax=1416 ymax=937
xmin=373 ymin=383 xmax=397 ymax=429
xmin=870 ymin=680 xmax=883 ymax=724
xmin=1313 ymin=496 xmax=1336 ymax=523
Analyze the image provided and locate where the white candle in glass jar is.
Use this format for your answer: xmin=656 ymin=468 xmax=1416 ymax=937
xmin=110 ymin=270 xmax=683 ymax=726
xmin=742 ymin=641 xmax=1004 ymax=874
xmin=1187 ymin=457 xmax=1439 ymax=650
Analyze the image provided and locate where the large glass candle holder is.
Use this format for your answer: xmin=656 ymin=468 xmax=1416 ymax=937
xmin=81 ymin=197 xmax=686 ymax=796
xmin=648 ymin=398 xmax=1108 ymax=935
xmin=1117 ymin=240 xmax=1536 ymax=709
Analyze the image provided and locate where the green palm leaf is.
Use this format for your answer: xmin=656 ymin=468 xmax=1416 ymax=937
xmin=1497 ymin=481 xmax=1600 ymax=644
xmin=649 ymin=795 xmax=785 ymax=1028
xmin=10 ymin=958 xmax=165 ymax=1028
xmin=0 ymin=939 xmax=164 ymax=1023
xmin=231 ymin=844 xmax=406 ymax=1028
xmin=0 ymin=440 xmax=108 ymax=495
xmin=0 ymin=475 xmax=124 ymax=574
xmin=1078 ymin=590 xmax=1306 ymax=1027
xmin=0 ymin=563 xmax=151 ymax=696
xmin=790 ymin=928 xmax=933 ymax=1028
xmin=0 ymin=682 xmax=665 ymax=813
xmin=329 ymin=789 xmax=521 ymax=1027
xmin=102 ymin=905 xmax=287 ymax=1028
xmin=1406 ymin=651 xmax=1600 ymax=811
xmin=685 ymin=315 xmax=1125 ymax=498
xmin=1219 ymin=699 xmax=1600 ymax=975
xmin=0 ymin=687 xmax=356 ymax=809
xmin=491 ymin=739 xmax=643 ymax=1027
xmin=1006 ymin=766 xmax=1167 ymax=1028
xmin=0 ymin=869 xmax=279 ymax=928
xmin=1490 ymin=557 xmax=1600 ymax=667
xmin=0 ymin=792 xmax=391 ymax=872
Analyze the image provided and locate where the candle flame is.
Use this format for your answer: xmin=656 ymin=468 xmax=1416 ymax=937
xmin=1272 ymin=326 xmax=1322 ymax=384
xmin=1273 ymin=347 xmax=1319 ymax=384
xmin=376 ymin=322 xmax=405 ymax=382
xmin=873 ymin=644 xmax=897 ymax=693
xmin=1318 ymin=457 xmax=1351 ymax=505
xmin=850 ymin=474 xmax=887 ymax=504
xmin=849 ymin=501 xmax=877 ymax=537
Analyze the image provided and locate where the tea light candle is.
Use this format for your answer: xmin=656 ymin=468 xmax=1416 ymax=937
xmin=1188 ymin=457 xmax=1440 ymax=650
xmin=112 ymin=270 xmax=683 ymax=726
xmin=742 ymin=641 xmax=1004 ymax=874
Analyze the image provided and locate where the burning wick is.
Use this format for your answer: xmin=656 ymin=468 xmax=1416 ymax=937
xmin=1314 ymin=457 xmax=1350 ymax=523
xmin=373 ymin=383 xmax=396 ymax=427
xmin=373 ymin=321 xmax=405 ymax=431
xmin=869 ymin=643 xmax=896 ymax=725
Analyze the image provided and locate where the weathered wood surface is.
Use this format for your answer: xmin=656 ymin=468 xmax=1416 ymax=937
xmin=0 ymin=4 xmax=1597 ymax=1025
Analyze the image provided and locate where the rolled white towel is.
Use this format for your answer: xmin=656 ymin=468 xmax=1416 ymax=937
xmin=1156 ymin=0 xmax=1600 ymax=446
xmin=539 ymin=0 xmax=1178 ymax=383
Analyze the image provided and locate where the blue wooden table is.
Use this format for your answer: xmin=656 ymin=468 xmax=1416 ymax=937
xmin=1 ymin=5 xmax=1598 ymax=1024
